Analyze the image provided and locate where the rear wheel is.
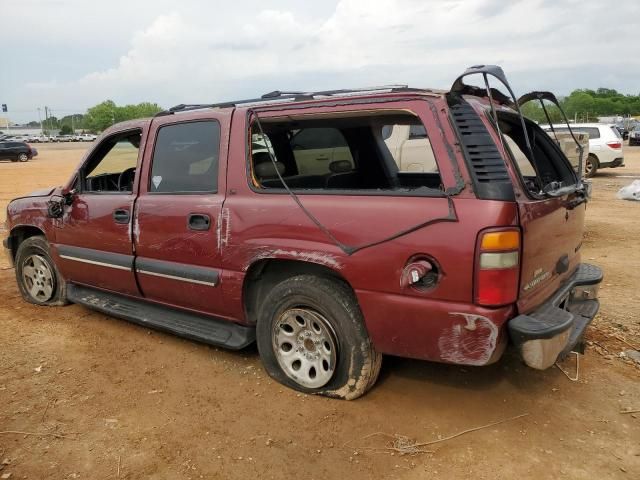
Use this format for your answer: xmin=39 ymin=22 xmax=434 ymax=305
xmin=585 ymin=154 xmax=598 ymax=178
xmin=15 ymin=236 xmax=67 ymax=305
xmin=17 ymin=153 xmax=29 ymax=162
xmin=256 ymin=275 xmax=382 ymax=400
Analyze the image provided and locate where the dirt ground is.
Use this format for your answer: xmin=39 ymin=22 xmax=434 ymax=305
xmin=0 ymin=142 xmax=638 ymax=480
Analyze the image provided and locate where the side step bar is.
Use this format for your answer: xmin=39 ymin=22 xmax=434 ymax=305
xmin=67 ymin=283 xmax=255 ymax=349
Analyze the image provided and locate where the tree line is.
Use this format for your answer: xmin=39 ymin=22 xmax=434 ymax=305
xmin=25 ymin=87 xmax=640 ymax=132
xmin=27 ymin=100 xmax=163 ymax=133
xmin=520 ymin=88 xmax=640 ymax=124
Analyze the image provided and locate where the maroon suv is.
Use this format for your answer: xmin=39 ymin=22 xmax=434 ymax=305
xmin=3 ymin=66 xmax=602 ymax=399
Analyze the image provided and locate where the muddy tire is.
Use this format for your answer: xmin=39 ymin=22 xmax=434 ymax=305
xmin=256 ymin=275 xmax=382 ymax=400
xmin=15 ymin=236 xmax=67 ymax=306
xmin=585 ymin=154 xmax=598 ymax=178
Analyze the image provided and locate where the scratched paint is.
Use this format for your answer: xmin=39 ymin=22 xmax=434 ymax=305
xmin=216 ymin=211 xmax=223 ymax=250
xmin=132 ymin=208 xmax=140 ymax=244
xmin=222 ymin=208 xmax=231 ymax=247
xmin=437 ymin=312 xmax=498 ymax=366
xmin=248 ymin=248 xmax=343 ymax=270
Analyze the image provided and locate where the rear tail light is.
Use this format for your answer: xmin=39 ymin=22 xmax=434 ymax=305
xmin=606 ymin=141 xmax=622 ymax=149
xmin=475 ymin=229 xmax=520 ymax=307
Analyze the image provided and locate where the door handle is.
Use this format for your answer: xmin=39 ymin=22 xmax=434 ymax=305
xmin=113 ymin=209 xmax=130 ymax=224
xmin=188 ymin=213 xmax=211 ymax=231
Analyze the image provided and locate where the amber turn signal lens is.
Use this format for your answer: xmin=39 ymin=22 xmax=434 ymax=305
xmin=480 ymin=231 xmax=520 ymax=251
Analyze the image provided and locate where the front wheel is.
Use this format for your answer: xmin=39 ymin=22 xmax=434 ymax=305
xmin=15 ymin=236 xmax=67 ymax=305
xmin=17 ymin=153 xmax=29 ymax=162
xmin=256 ymin=275 xmax=382 ymax=400
xmin=584 ymin=154 xmax=598 ymax=178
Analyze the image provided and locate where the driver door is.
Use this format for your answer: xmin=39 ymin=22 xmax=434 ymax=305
xmin=52 ymin=122 xmax=149 ymax=296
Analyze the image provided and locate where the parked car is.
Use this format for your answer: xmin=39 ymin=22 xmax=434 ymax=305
xmin=4 ymin=134 xmax=30 ymax=142
xmin=28 ymin=135 xmax=50 ymax=143
xmin=615 ymin=125 xmax=628 ymax=140
xmin=542 ymin=129 xmax=589 ymax=177
xmin=542 ymin=123 xmax=624 ymax=177
xmin=78 ymin=133 xmax=97 ymax=142
xmin=0 ymin=141 xmax=37 ymax=162
xmin=2 ymin=65 xmax=602 ymax=399
xmin=628 ymin=126 xmax=640 ymax=146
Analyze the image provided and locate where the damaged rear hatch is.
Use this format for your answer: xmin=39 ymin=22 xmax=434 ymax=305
xmin=451 ymin=66 xmax=589 ymax=314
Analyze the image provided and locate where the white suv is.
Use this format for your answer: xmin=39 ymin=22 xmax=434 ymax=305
xmin=542 ymin=123 xmax=624 ymax=177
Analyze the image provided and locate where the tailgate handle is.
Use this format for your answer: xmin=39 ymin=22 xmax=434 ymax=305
xmin=113 ymin=209 xmax=130 ymax=224
xmin=188 ymin=213 xmax=210 ymax=231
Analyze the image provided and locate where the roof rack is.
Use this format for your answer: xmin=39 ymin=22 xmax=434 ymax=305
xmin=155 ymin=84 xmax=413 ymax=117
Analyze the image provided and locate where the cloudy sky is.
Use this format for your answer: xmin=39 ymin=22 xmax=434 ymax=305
xmin=1 ymin=0 xmax=638 ymax=123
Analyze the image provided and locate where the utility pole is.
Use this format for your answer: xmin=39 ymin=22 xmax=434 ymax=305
xmin=71 ymin=114 xmax=75 ymax=133
xmin=37 ymin=108 xmax=43 ymax=134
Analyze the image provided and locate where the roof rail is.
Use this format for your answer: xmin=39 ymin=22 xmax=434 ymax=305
xmin=155 ymin=84 xmax=413 ymax=117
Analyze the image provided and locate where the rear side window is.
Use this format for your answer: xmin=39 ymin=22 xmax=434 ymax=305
xmin=408 ymin=124 xmax=428 ymax=139
xmin=249 ymin=112 xmax=443 ymax=194
xmin=610 ymin=126 xmax=622 ymax=139
xmin=290 ymin=128 xmax=354 ymax=175
xmin=384 ymin=123 xmax=439 ymax=173
xmin=584 ymin=127 xmax=600 ymax=139
xmin=150 ymin=121 xmax=220 ymax=193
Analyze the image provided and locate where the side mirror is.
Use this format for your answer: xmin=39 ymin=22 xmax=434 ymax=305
xmin=62 ymin=188 xmax=77 ymax=205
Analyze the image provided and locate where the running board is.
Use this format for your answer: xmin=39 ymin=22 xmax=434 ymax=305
xmin=66 ymin=283 xmax=255 ymax=349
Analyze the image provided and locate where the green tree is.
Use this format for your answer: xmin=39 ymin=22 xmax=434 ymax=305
xmin=60 ymin=125 xmax=73 ymax=135
xmin=85 ymin=100 xmax=163 ymax=132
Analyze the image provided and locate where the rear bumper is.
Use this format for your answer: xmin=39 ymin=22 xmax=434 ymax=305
xmin=508 ymin=263 xmax=603 ymax=370
xmin=600 ymin=157 xmax=624 ymax=168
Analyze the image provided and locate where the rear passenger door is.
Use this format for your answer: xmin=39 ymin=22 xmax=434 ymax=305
xmin=134 ymin=112 xmax=231 ymax=317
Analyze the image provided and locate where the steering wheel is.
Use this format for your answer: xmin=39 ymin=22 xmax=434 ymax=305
xmin=117 ymin=167 xmax=136 ymax=192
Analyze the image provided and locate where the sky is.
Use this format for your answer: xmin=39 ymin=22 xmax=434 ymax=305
xmin=1 ymin=0 xmax=638 ymax=123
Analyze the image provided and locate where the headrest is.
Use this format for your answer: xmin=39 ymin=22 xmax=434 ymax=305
xmin=329 ymin=160 xmax=353 ymax=173
xmin=255 ymin=159 xmax=286 ymax=179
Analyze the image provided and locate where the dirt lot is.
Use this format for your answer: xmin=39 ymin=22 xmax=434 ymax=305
xmin=1 ymin=142 xmax=638 ymax=479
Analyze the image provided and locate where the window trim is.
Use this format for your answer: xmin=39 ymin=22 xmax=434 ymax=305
xmin=79 ymin=127 xmax=142 ymax=195
xmin=147 ymin=119 xmax=221 ymax=195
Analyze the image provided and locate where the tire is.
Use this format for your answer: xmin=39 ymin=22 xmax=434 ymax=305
xmin=14 ymin=236 xmax=67 ymax=306
xmin=17 ymin=153 xmax=29 ymax=162
xmin=256 ymin=274 xmax=382 ymax=400
xmin=585 ymin=154 xmax=598 ymax=178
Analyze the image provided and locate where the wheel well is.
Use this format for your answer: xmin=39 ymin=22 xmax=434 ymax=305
xmin=588 ymin=153 xmax=599 ymax=164
xmin=243 ymin=259 xmax=352 ymax=325
xmin=8 ymin=226 xmax=45 ymax=261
